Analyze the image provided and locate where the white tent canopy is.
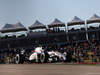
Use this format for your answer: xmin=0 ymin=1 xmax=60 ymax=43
xmin=67 ymin=16 xmax=85 ymax=26
xmin=87 ymin=14 xmax=100 ymax=24
xmin=48 ymin=18 xmax=65 ymax=28
xmin=28 ymin=20 xmax=46 ymax=30
xmin=0 ymin=22 xmax=27 ymax=33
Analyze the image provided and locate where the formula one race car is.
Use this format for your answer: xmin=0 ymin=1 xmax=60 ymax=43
xmin=15 ymin=47 xmax=66 ymax=64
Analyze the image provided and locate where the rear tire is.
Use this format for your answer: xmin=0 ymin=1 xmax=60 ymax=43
xmin=16 ymin=54 xmax=25 ymax=64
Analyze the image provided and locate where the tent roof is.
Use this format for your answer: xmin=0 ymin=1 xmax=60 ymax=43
xmin=48 ymin=18 xmax=65 ymax=28
xmin=87 ymin=14 xmax=100 ymax=24
xmin=67 ymin=16 xmax=85 ymax=26
xmin=28 ymin=20 xmax=46 ymax=30
xmin=12 ymin=22 xmax=27 ymax=31
xmin=0 ymin=22 xmax=27 ymax=33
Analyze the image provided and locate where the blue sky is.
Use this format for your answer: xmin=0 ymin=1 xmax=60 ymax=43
xmin=0 ymin=0 xmax=100 ymax=29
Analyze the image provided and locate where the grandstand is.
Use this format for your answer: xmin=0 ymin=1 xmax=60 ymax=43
xmin=0 ymin=14 xmax=100 ymax=50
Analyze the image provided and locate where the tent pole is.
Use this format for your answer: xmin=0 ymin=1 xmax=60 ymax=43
xmin=0 ymin=32 xmax=1 ymax=39
xmin=67 ymin=25 xmax=69 ymax=42
xmin=85 ymin=21 xmax=88 ymax=41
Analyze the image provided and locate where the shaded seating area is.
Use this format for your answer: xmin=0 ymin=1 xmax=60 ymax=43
xmin=67 ymin=16 xmax=85 ymax=32
xmin=28 ymin=20 xmax=47 ymax=36
xmin=86 ymin=14 xmax=100 ymax=40
xmin=47 ymin=18 xmax=66 ymax=34
xmin=0 ymin=22 xmax=27 ymax=39
xmin=67 ymin=16 xmax=86 ymax=41
xmin=87 ymin=14 xmax=100 ymax=30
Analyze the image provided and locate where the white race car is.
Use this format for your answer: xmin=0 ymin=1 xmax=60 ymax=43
xmin=15 ymin=47 xmax=66 ymax=64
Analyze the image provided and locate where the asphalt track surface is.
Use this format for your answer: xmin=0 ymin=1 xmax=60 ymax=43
xmin=0 ymin=64 xmax=100 ymax=75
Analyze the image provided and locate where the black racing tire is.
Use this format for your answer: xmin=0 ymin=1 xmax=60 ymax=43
xmin=40 ymin=52 xmax=48 ymax=63
xmin=16 ymin=54 xmax=25 ymax=64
